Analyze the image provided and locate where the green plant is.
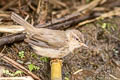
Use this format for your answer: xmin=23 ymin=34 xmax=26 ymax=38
xmin=31 ymin=53 xmax=38 ymax=59
xmin=18 ymin=51 xmax=25 ymax=58
xmin=40 ymin=57 xmax=49 ymax=62
xmin=3 ymin=69 xmax=23 ymax=76
xmin=3 ymin=69 xmax=13 ymax=76
xmin=101 ymin=22 xmax=117 ymax=32
xmin=102 ymin=23 xmax=107 ymax=29
xmin=28 ymin=64 xmax=40 ymax=72
xmin=86 ymin=0 xmax=93 ymax=3
xmin=14 ymin=70 xmax=23 ymax=75
xmin=64 ymin=77 xmax=69 ymax=80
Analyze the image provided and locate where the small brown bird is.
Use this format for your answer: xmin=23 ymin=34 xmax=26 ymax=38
xmin=11 ymin=12 xmax=87 ymax=58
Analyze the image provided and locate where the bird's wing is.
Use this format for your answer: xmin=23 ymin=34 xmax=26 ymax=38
xmin=25 ymin=38 xmax=50 ymax=48
xmin=32 ymin=30 xmax=67 ymax=48
xmin=29 ymin=43 xmax=70 ymax=58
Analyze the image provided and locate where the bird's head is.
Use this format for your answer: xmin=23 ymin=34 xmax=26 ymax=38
xmin=66 ymin=30 xmax=88 ymax=53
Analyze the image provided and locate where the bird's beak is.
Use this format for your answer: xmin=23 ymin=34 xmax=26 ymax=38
xmin=79 ymin=43 xmax=88 ymax=48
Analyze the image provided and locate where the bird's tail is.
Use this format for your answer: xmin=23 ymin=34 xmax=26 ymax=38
xmin=11 ymin=12 xmax=35 ymax=34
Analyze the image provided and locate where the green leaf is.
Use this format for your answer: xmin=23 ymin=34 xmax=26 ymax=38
xmin=3 ymin=69 xmax=14 ymax=76
xmin=102 ymin=23 xmax=107 ymax=29
xmin=86 ymin=0 xmax=93 ymax=3
xmin=64 ymin=77 xmax=69 ymax=80
xmin=3 ymin=69 xmax=9 ymax=74
xmin=28 ymin=64 xmax=40 ymax=72
xmin=40 ymin=57 xmax=49 ymax=62
xmin=31 ymin=53 xmax=38 ymax=59
xmin=28 ymin=64 xmax=34 ymax=72
xmin=14 ymin=70 xmax=23 ymax=75
xmin=34 ymin=66 xmax=40 ymax=70
xmin=18 ymin=51 xmax=25 ymax=58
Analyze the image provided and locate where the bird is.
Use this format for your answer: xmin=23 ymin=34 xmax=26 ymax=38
xmin=11 ymin=12 xmax=87 ymax=58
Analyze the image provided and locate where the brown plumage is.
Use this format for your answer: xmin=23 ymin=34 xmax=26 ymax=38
xmin=11 ymin=12 xmax=87 ymax=58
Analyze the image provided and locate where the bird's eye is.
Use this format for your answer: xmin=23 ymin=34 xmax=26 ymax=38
xmin=75 ymin=38 xmax=79 ymax=41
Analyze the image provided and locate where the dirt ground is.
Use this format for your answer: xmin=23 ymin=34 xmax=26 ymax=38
xmin=0 ymin=0 xmax=120 ymax=80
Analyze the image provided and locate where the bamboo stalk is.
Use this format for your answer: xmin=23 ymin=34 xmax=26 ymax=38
xmin=51 ymin=59 xmax=62 ymax=80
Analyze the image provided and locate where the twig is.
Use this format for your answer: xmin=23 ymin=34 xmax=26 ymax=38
xmin=0 ymin=53 xmax=41 ymax=80
xmin=0 ymin=66 xmax=5 ymax=77
xmin=109 ymin=74 xmax=118 ymax=80
xmin=46 ymin=14 xmax=91 ymax=29
xmin=35 ymin=0 xmax=103 ymax=29
xmin=0 ymin=76 xmax=34 ymax=80
xmin=1 ymin=0 xmax=17 ymax=10
xmin=26 ymin=0 xmax=36 ymax=11
xmin=0 ymin=33 xmax=26 ymax=46
xmin=0 ymin=14 xmax=10 ymax=18
xmin=36 ymin=0 xmax=49 ymax=24
xmin=35 ymin=13 xmax=91 ymax=29
xmin=75 ymin=8 xmax=120 ymax=28
xmin=36 ymin=0 xmax=41 ymax=14
xmin=0 ymin=25 xmax=24 ymax=33
xmin=50 ymin=0 xmax=67 ymax=8
xmin=73 ymin=69 xmax=83 ymax=75
xmin=76 ymin=0 xmax=103 ymax=12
